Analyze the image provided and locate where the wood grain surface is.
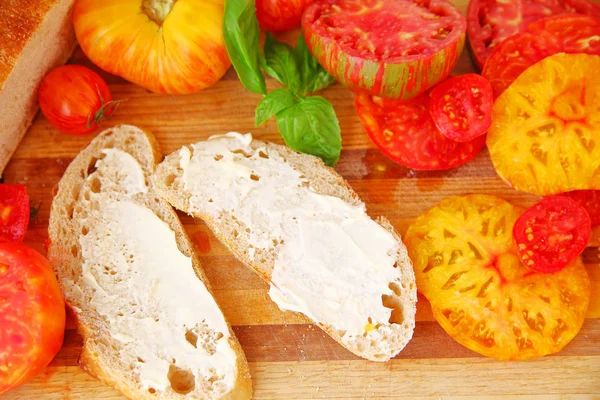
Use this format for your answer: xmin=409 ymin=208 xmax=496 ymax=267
xmin=3 ymin=0 xmax=600 ymax=398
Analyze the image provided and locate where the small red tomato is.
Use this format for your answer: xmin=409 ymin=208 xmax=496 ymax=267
xmin=0 ymin=242 xmax=66 ymax=395
xmin=513 ymin=196 xmax=591 ymax=274
xmin=0 ymin=184 xmax=30 ymax=243
xmin=429 ymin=74 xmax=493 ymax=142
xmin=38 ymin=65 xmax=119 ymax=135
xmin=256 ymin=0 xmax=314 ymax=32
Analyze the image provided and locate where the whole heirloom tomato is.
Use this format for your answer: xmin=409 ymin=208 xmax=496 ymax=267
xmin=74 ymin=0 xmax=231 ymax=94
xmin=0 ymin=242 xmax=66 ymax=395
xmin=256 ymin=0 xmax=315 ymax=32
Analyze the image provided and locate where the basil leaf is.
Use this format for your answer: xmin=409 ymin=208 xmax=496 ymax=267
xmin=255 ymin=89 xmax=297 ymax=126
xmin=223 ymin=0 xmax=266 ymax=95
xmin=295 ymin=35 xmax=337 ymax=95
xmin=261 ymin=33 xmax=301 ymax=92
xmin=275 ymin=96 xmax=341 ymax=166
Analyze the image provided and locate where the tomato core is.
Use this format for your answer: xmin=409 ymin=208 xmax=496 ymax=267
xmin=142 ymin=0 xmax=177 ymax=25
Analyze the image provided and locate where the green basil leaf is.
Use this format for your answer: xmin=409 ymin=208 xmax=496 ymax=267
xmin=223 ymin=0 xmax=266 ymax=95
xmin=255 ymin=89 xmax=297 ymax=126
xmin=275 ymin=96 xmax=341 ymax=166
xmin=261 ymin=33 xmax=301 ymax=92
xmin=295 ymin=35 xmax=337 ymax=95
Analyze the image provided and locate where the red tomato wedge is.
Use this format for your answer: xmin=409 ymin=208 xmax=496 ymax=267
xmin=302 ymin=0 xmax=466 ymax=99
xmin=513 ymin=196 xmax=591 ymax=274
xmin=562 ymin=190 xmax=600 ymax=226
xmin=466 ymin=0 xmax=600 ymax=69
xmin=355 ymin=91 xmax=486 ymax=170
xmin=482 ymin=14 xmax=600 ymax=97
xmin=429 ymin=74 xmax=493 ymax=142
xmin=0 ymin=185 xmax=30 ymax=243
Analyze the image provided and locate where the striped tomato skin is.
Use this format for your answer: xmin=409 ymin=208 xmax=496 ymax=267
xmin=302 ymin=0 xmax=466 ymax=99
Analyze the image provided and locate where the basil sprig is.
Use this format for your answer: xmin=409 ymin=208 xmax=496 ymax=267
xmin=223 ymin=0 xmax=341 ymax=166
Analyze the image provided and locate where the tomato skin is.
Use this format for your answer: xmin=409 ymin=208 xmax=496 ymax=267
xmin=74 ymin=0 xmax=230 ymax=95
xmin=0 ymin=242 xmax=65 ymax=395
xmin=514 ymin=196 xmax=591 ymax=274
xmin=429 ymin=74 xmax=493 ymax=142
xmin=563 ymin=190 xmax=600 ymax=226
xmin=256 ymin=0 xmax=314 ymax=32
xmin=0 ymin=185 xmax=30 ymax=243
xmin=302 ymin=0 xmax=466 ymax=99
xmin=38 ymin=65 xmax=115 ymax=135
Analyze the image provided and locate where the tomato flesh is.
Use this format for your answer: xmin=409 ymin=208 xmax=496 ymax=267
xmin=563 ymin=190 xmax=600 ymax=226
xmin=487 ymin=53 xmax=600 ymax=195
xmin=482 ymin=14 xmax=600 ymax=97
xmin=303 ymin=0 xmax=466 ymax=98
xmin=513 ymin=196 xmax=591 ymax=274
xmin=0 ymin=242 xmax=65 ymax=394
xmin=39 ymin=65 xmax=116 ymax=135
xmin=0 ymin=185 xmax=30 ymax=243
xmin=256 ymin=0 xmax=314 ymax=32
xmin=355 ymin=91 xmax=485 ymax=170
xmin=405 ymin=194 xmax=590 ymax=360
xmin=467 ymin=0 xmax=600 ymax=69
xmin=429 ymin=74 xmax=493 ymax=142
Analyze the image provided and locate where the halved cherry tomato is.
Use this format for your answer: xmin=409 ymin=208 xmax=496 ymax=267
xmin=482 ymin=14 xmax=600 ymax=97
xmin=466 ymin=0 xmax=600 ymax=69
xmin=38 ymin=65 xmax=118 ymax=135
xmin=355 ymin=91 xmax=486 ymax=170
xmin=0 ymin=185 xmax=30 ymax=243
xmin=256 ymin=0 xmax=314 ymax=32
xmin=429 ymin=74 xmax=493 ymax=142
xmin=563 ymin=190 xmax=600 ymax=226
xmin=405 ymin=194 xmax=590 ymax=360
xmin=0 ymin=242 xmax=66 ymax=394
xmin=302 ymin=0 xmax=466 ymax=99
xmin=513 ymin=196 xmax=591 ymax=274
xmin=487 ymin=53 xmax=600 ymax=195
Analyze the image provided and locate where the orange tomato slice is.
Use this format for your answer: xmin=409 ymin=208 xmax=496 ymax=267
xmin=487 ymin=53 xmax=600 ymax=195
xmin=405 ymin=194 xmax=590 ymax=360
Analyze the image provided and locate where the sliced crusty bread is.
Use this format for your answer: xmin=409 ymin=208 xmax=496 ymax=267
xmin=48 ymin=125 xmax=251 ymax=400
xmin=151 ymin=133 xmax=417 ymax=362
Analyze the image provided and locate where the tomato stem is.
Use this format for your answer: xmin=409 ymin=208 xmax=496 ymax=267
xmin=86 ymin=89 xmax=125 ymax=130
xmin=142 ymin=0 xmax=177 ymax=25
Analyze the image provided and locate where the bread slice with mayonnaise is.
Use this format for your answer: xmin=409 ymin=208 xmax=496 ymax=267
xmin=48 ymin=125 xmax=252 ymax=399
xmin=152 ymin=133 xmax=417 ymax=362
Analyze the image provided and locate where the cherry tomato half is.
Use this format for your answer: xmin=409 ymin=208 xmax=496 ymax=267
xmin=429 ymin=74 xmax=493 ymax=142
xmin=257 ymin=0 xmax=315 ymax=32
xmin=38 ymin=65 xmax=119 ymax=135
xmin=562 ymin=190 xmax=600 ymax=226
xmin=355 ymin=91 xmax=485 ymax=170
xmin=0 ymin=184 xmax=30 ymax=243
xmin=513 ymin=196 xmax=591 ymax=274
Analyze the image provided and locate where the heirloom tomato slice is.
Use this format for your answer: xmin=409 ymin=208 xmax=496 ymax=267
xmin=405 ymin=195 xmax=590 ymax=360
xmin=355 ymin=92 xmax=485 ymax=170
xmin=513 ymin=196 xmax=591 ymax=274
xmin=467 ymin=0 xmax=600 ymax=69
xmin=0 ymin=185 xmax=30 ymax=243
xmin=563 ymin=190 xmax=600 ymax=226
xmin=302 ymin=0 xmax=466 ymax=99
xmin=482 ymin=15 xmax=600 ymax=97
xmin=429 ymin=74 xmax=493 ymax=142
xmin=487 ymin=53 xmax=600 ymax=196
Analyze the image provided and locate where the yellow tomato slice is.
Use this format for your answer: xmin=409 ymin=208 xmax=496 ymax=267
xmin=487 ymin=53 xmax=600 ymax=195
xmin=405 ymin=195 xmax=590 ymax=360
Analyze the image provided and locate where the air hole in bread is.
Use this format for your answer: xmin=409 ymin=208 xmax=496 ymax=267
xmin=208 ymin=199 xmax=213 ymax=203
xmin=103 ymin=140 xmax=114 ymax=149
xmin=148 ymin=388 xmax=156 ymax=394
xmin=232 ymin=149 xmax=252 ymax=158
xmin=124 ymin=137 xmax=134 ymax=145
xmin=137 ymin=357 xmax=145 ymax=363
xmin=382 ymin=293 xmax=404 ymax=325
xmin=168 ymin=365 xmax=196 ymax=395
xmin=245 ymin=228 xmax=251 ymax=233
xmin=68 ymin=204 xmax=75 ymax=220
xmin=388 ymin=282 xmax=402 ymax=297
xmin=185 ymin=330 xmax=198 ymax=348
xmin=71 ymin=245 xmax=78 ymax=257
xmin=208 ymin=375 xmax=219 ymax=383
xmin=164 ymin=174 xmax=176 ymax=187
xmin=89 ymin=177 xmax=102 ymax=193
xmin=393 ymin=262 xmax=399 ymax=268
xmin=214 ymin=154 xmax=224 ymax=161
xmin=250 ymin=174 xmax=260 ymax=181
xmin=258 ymin=150 xmax=269 ymax=159
xmin=154 ymin=198 xmax=159 ymax=203
xmin=233 ymin=230 xmax=239 ymax=238
xmin=87 ymin=157 xmax=100 ymax=176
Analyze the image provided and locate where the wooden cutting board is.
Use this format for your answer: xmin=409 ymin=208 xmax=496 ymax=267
xmin=3 ymin=1 xmax=600 ymax=397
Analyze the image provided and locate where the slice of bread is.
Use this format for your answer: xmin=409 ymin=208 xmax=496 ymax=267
xmin=152 ymin=133 xmax=417 ymax=362
xmin=48 ymin=125 xmax=251 ymax=400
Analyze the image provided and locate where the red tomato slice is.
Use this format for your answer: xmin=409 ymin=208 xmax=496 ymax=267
xmin=562 ymin=190 xmax=600 ymax=226
xmin=0 ymin=185 xmax=30 ymax=243
xmin=513 ymin=196 xmax=591 ymax=274
xmin=429 ymin=74 xmax=493 ymax=142
xmin=482 ymin=14 xmax=600 ymax=97
xmin=355 ymin=92 xmax=486 ymax=170
xmin=302 ymin=0 xmax=466 ymax=99
xmin=467 ymin=0 xmax=600 ymax=69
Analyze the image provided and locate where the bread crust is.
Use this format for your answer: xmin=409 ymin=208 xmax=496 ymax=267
xmin=48 ymin=125 xmax=252 ymax=399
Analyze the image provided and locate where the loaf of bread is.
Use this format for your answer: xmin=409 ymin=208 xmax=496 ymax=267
xmin=48 ymin=125 xmax=252 ymax=399
xmin=0 ymin=0 xmax=77 ymax=173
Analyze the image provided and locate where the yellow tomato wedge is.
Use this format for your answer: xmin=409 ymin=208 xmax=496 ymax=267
xmin=405 ymin=194 xmax=590 ymax=360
